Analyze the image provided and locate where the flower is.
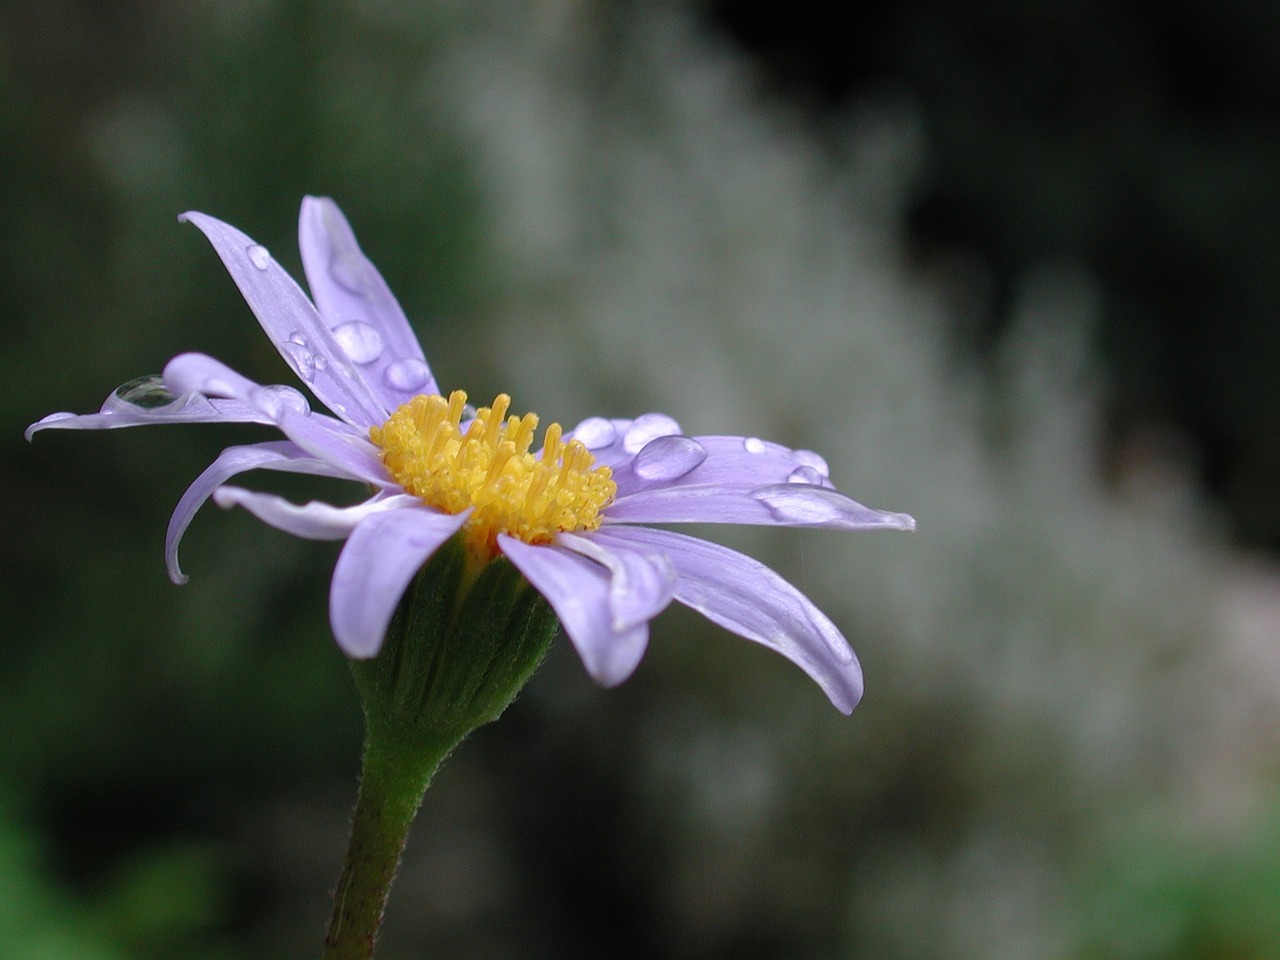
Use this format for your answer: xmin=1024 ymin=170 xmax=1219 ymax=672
xmin=27 ymin=197 xmax=914 ymax=714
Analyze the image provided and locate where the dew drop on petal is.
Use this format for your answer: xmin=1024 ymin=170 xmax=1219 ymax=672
xmin=750 ymin=485 xmax=849 ymax=524
xmin=791 ymin=448 xmax=829 ymax=477
xmin=246 ymin=244 xmax=272 ymax=270
xmin=282 ymin=342 xmax=316 ymax=382
xmin=114 ymin=374 xmax=177 ymax=409
xmin=248 ymin=385 xmax=286 ymax=419
xmin=633 ymin=435 xmax=707 ymax=482
xmin=286 ymin=331 xmax=309 ymax=347
xmin=332 ymin=321 xmax=384 ymax=364
xmin=268 ymin=384 xmax=310 ymax=415
xmin=572 ymin=417 xmax=617 ymax=449
xmin=623 ymin=413 xmax=682 ymax=453
xmin=787 ymin=465 xmax=825 ymax=485
xmin=743 ymin=436 xmax=766 ymax=454
xmin=330 ymin=251 xmax=365 ymax=294
xmin=384 ymin=357 xmax=432 ymax=392
xmin=313 ymin=352 xmax=328 ymax=371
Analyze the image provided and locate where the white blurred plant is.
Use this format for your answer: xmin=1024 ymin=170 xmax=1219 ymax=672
xmin=410 ymin=3 xmax=1280 ymax=958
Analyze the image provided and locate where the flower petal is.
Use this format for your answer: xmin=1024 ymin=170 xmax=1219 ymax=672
xmin=556 ymin=532 xmax=676 ymax=631
xmin=604 ymin=436 xmax=915 ymax=530
xmin=212 ymin=486 xmax=422 ymax=540
xmin=163 ymin=353 xmax=390 ymax=484
xmin=25 ymin=376 xmax=270 ymax=441
xmin=298 ymin=196 xmax=438 ymax=410
xmin=598 ymin=526 xmax=863 ymax=713
xmin=329 ymin=507 xmax=471 ymax=658
xmin=179 ymin=209 xmax=388 ymax=427
xmin=498 ymin=535 xmax=649 ymax=687
xmin=165 ymin=440 xmax=352 ymax=585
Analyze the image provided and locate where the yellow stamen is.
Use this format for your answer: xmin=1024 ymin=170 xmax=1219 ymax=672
xmin=370 ymin=390 xmax=616 ymax=563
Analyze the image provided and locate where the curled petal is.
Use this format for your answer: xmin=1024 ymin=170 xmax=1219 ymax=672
xmin=498 ymin=536 xmax=648 ymax=687
xmin=600 ymin=526 xmax=863 ymax=714
xmin=25 ymin=376 xmax=269 ymax=441
xmin=179 ymin=210 xmax=388 ymax=427
xmin=163 ymin=353 xmax=389 ymax=484
xmin=298 ymin=196 xmax=438 ymax=410
xmin=556 ymin=532 xmax=676 ymax=631
xmin=330 ymin=507 xmax=471 ymax=658
xmin=212 ymin=486 xmax=422 ymax=540
xmin=166 ymin=440 xmax=352 ymax=584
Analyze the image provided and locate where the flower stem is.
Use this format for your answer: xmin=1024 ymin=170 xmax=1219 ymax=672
xmin=322 ymin=720 xmax=457 ymax=960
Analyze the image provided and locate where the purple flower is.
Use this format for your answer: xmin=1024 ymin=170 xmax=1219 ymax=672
xmin=28 ymin=198 xmax=914 ymax=713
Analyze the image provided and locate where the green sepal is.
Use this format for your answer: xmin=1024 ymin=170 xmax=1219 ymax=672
xmin=350 ymin=534 xmax=559 ymax=751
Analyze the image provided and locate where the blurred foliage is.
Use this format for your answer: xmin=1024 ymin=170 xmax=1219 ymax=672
xmin=709 ymin=0 xmax=1280 ymax=553
xmin=1 ymin=2 xmax=1278 ymax=959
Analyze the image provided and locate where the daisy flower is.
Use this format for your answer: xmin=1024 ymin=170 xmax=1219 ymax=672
xmin=28 ymin=197 xmax=913 ymax=714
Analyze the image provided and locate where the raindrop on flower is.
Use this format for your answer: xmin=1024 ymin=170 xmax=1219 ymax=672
xmin=787 ymin=465 xmax=825 ymax=485
xmin=114 ymin=374 xmax=177 ymax=409
xmin=743 ymin=436 xmax=766 ymax=454
xmin=791 ymin=448 xmax=829 ymax=477
xmin=282 ymin=341 xmax=316 ymax=382
xmin=246 ymin=244 xmax=271 ymax=270
xmin=751 ymin=485 xmax=850 ymax=524
xmin=333 ymin=321 xmax=383 ymax=364
xmin=286 ymin=331 xmax=309 ymax=348
xmin=384 ymin=357 xmax=432 ymax=392
xmin=571 ymin=417 xmax=617 ymax=449
xmin=623 ymin=413 xmax=682 ymax=453
xmin=269 ymin=384 xmax=311 ymax=415
xmin=329 ymin=251 xmax=365 ymax=293
xmin=633 ymin=435 xmax=707 ymax=482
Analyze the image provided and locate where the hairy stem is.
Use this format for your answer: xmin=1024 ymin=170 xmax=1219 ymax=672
xmin=321 ymin=721 xmax=455 ymax=960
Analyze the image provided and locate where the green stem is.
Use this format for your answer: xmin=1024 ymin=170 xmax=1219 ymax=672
xmin=322 ymin=720 xmax=458 ymax=960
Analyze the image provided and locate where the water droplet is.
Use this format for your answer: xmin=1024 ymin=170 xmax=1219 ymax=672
xmin=330 ymin=251 xmax=366 ymax=293
xmin=286 ymin=331 xmax=309 ymax=347
xmin=246 ymin=244 xmax=271 ymax=270
xmin=248 ymin=386 xmax=286 ymax=419
xmin=114 ymin=374 xmax=177 ymax=409
xmin=269 ymin=384 xmax=311 ymax=415
xmin=332 ymin=321 xmax=383 ymax=364
xmin=282 ymin=342 xmax=316 ymax=382
xmin=751 ymin=485 xmax=849 ymax=524
xmin=384 ymin=357 xmax=432 ymax=392
xmin=787 ymin=465 xmax=824 ymax=485
xmin=791 ymin=448 xmax=829 ymax=477
xmin=623 ymin=413 xmax=682 ymax=453
xmin=572 ymin=417 xmax=617 ymax=449
xmin=633 ymin=435 xmax=707 ymax=482
xmin=743 ymin=436 xmax=767 ymax=454
xmin=313 ymin=353 xmax=328 ymax=371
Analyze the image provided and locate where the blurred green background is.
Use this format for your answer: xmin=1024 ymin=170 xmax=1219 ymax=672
xmin=3 ymin=2 xmax=1278 ymax=958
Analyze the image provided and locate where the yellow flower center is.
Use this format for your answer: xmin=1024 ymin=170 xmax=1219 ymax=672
xmin=370 ymin=390 xmax=616 ymax=562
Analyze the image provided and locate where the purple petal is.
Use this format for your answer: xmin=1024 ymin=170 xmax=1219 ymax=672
xmin=298 ymin=197 xmax=438 ymax=410
xmin=556 ymin=532 xmax=677 ymax=631
xmin=25 ymin=376 xmax=270 ymax=441
xmin=330 ymin=507 xmax=470 ymax=658
xmin=212 ymin=486 xmax=422 ymax=540
xmin=600 ymin=526 xmax=863 ymax=713
xmin=179 ymin=210 xmax=388 ymax=427
xmin=163 ymin=353 xmax=390 ymax=484
xmin=603 ymin=436 xmax=915 ymax=530
xmin=498 ymin=535 xmax=649 ymax=687
xmin=166 ymin=440 xmax=353 ymax=584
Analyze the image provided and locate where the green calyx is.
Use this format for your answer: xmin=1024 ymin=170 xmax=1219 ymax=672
xmin=324 ymin=536 xmax=559 ymax=959
xmin=350 ymin=533 xmax=560 ymax=751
